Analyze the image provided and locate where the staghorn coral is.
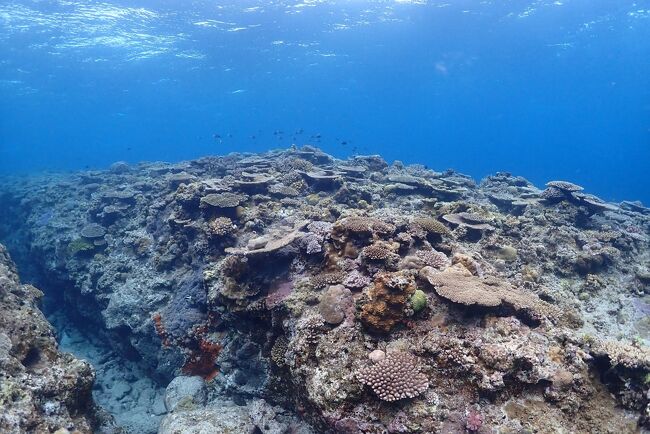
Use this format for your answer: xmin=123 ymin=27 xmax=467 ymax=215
xmin=356 ymin=351 xmax=429 ymax=401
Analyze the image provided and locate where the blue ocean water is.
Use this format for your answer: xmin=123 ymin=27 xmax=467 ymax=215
xmin=1 ymin=0 xmax=648 ymax=202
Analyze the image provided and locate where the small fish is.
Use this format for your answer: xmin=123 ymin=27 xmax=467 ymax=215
xmin=231 ymin=89 xmax=246 ymax=94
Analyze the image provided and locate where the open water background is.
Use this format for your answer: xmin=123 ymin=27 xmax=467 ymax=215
xmin=1 ymin=0 xmax=648 ymax=202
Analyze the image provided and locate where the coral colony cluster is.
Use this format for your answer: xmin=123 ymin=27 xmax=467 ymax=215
xmin=1 ymin=146 xmax=649 ymax=433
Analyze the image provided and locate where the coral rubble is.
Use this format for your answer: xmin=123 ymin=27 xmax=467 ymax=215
xmin=1 ymin=147 xmax=649 ymax=433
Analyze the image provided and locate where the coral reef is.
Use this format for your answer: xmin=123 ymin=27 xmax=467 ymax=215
xmin=356 ymin=351 xmax=429 ymax=401
xmin=1 ymin=146 xmax=649 ymax=433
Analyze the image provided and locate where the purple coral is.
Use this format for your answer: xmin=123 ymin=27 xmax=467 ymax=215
xmin=416 ymin=250 xmax=449 ymax=269
xmin=343 ymin=270 xmax=371 ymax=289
xmin=265 ymin=280 xmax=294 ymax=308
xmin=466 ymin=410 xmax=483 ymax=432
xmin=302 ymin=233 xmax=323 ymax=254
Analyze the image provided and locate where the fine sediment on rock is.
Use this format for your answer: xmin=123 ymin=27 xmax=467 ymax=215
xmin=0 ymin=147 xmax=649 ymax=433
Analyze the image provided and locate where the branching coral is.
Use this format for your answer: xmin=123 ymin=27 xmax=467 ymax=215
xmin=357 ymin=351 xmax=429 ymax=401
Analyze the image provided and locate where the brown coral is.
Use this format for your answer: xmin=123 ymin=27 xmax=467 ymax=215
xmin=412 ymin=217 xmax=450 ymax=235
xmin=420 ymin=266 xmax=558 ymax=324
xmin=310 ymin=271 xmax=346 ymax=288
xmin=357 ymin=351 xmax=429 ymax=401
xmin=362 ymin=243 xmax=393 ymax=261
xmin=271 ymin=336 xmax=289 ymax=367
xmin=359 ymin=271 xmax=416 ymax=333
xmin=208 ymin=216 xmax=235 ymax=237
xmin=318 ymin=285 xmax=353 ymax=325
xmin=333 ymin=216 xmax=396 ymax=237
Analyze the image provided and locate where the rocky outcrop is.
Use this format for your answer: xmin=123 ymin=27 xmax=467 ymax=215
xmin=0 ymin=244 xmax=107 ymax=434
xmin=0 ymin=147 xmax=649 ymax=433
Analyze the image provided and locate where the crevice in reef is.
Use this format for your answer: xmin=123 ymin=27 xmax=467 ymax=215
xmin=48 ymin=306 xmax=166 ymax=434
xmin=3 ymin=246 xmax=167 ymax=434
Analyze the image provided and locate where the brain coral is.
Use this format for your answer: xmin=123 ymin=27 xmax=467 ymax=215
xmin=318 ymin=284 xmax=353 ymax=325
xmin=357 ymin=351 xmax=429 ymax=401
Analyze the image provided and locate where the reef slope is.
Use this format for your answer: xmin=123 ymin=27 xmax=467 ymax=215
xmin=1 ymin=147 xmax=649 ymax=433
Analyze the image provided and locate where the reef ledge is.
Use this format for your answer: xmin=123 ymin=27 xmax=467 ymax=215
xmin=0 ymin=146 xmax=649 ymax=433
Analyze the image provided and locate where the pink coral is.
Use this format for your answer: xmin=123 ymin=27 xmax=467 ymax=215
xmin=466 ymin=409 xmax=483 ymax=432
xmin=265 ymin=281 xmax=294 ymax=308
